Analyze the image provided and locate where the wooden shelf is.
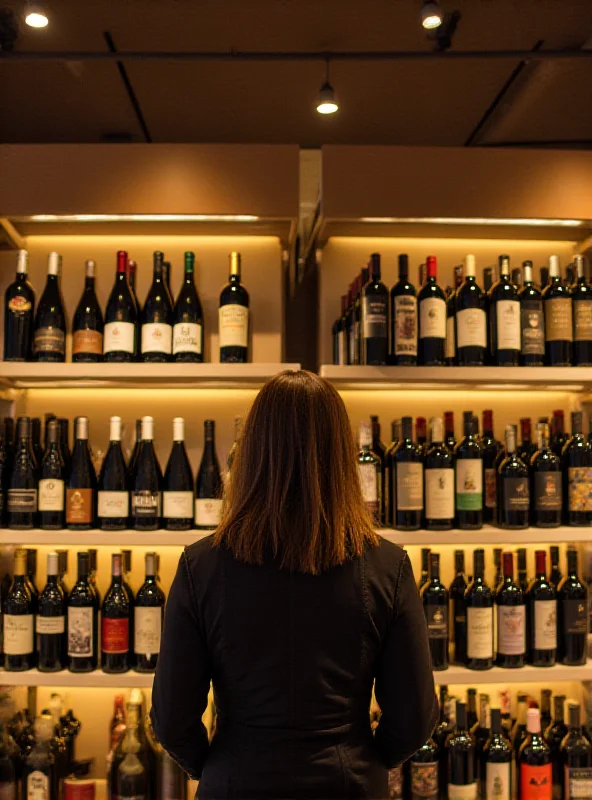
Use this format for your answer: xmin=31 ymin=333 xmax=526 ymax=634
xmin=0 ymin=529 xmax=209 ymax=546
xmin=0 ymin=669 xmax=153 ymax=688
xmin=433 ymin=661 xmax=592 ymax=685
xmin=378 ymin=527 xmax=592 ymax=546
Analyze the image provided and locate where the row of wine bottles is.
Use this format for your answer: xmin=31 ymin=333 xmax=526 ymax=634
xmin=332 ymin=252 xmax=592 ymax=367
xmin=3 ymin=249 xmax=250 ymax=363
xmin=359 ymin=409 xmax=592 ymax=529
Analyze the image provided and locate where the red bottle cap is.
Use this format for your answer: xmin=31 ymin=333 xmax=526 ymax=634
xmin=426 ymin=255 xmax=437 ymax=279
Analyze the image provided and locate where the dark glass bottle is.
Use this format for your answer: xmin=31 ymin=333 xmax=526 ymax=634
xmin=421 ymin=553 xmax=448 ymax=671
xmin=57 ymin=550 xmax=70 ymax=599
xmin=572 ymin=253 xmax=592 ymax=365
xmin=114 ymin=724 xmax=149 ymax=800
xmin=518 ymin=418 xmax=537 ymax=465
xmin=33 ymin=251 xmax=67 ymax=363
xmin=4 ymin=249 xmax=35 ymax=362
xmin=517 ymin=548 xmax=529 ymax=593
xmin=446 ymin=701 xmax=477 ymax=799
xmin=390 ymin=253 xmax=417 ymax=365
xmin=518 ymin=709 xmax=552 ymax=800
xmin=37 ymin=551 xmax=66 ymax=672
xmin=472 ymin=693 xmax=491 ymax=783
xmin=162 ymin=260 xmax=174 ymax=305
xmin=134 ymin=552 xmax=165 ymax=674
xmin=424 ymin=417 xmax=454 ymax=530
xmin=549 ymin=546 xmax=562 ymax=588
xmin=449 ymin=550 xmax=468 ymax=666
xmin=482 ymin=708 xmax=512 ymax=800
xmin=219 ymin=251 xmax=249 ymax=363
xmin=418 ymin=255 xmax=446 ymax=366
xmin=444 ymin=411 xmax=456 ymax=451
xmin=4 ymin=548 xmax=36 ymax=671
xmin=98 ymin=416 xmax=129 ymax=531
xmin=101 ymin=553 xmax=131 ymax=674
xmin=465 ymin=549 xmax=494 ymax=670
xmin=140 ymin=251 xmax=173 ymax=362
xmin=370 ymin=415 xmax=386 ymax=526
xmin=58 ymin=417 xmax=71 ymax=475
xmin=407 ymin=736 xmax=439 ymax=800
xmin=434 ymin=686 xmax=454 ymax=797
xmin=489 ymin=254 xmax=521 ymax=366
xmin=66 ymin=417 xmax=96 ymax=531
xmin=393 ymin=416 xmax=423 ymax=531
xmin=445 ymin=266 xmax=463 ymax=366
xmin=163 ymin=417 xmax=194 ymax=531
xmin=519 ymin=261 xmax=545 ymax=366
xmin=455 ymin=254 xmax=486 ymax=366
xmin=333 ymin=294 xmax=348 ymax=366
xmin=128 ymin=419 xmax=142 ymax=476
xmin=495 ymin=552 xmax=526 ymax=668
xmin=512 ymin=694 xmax=529 ymax=755
xmin=346 ymin=281 xmax=357 ymax=365
xmin=563 ymin=410 xmax=592 ymax=525
xmin=561 ymin=703 xmax=592 ymax=799
xmin=129 ymin=416 xmax=163 ymax=532
xmin=526 ymin=549 xmax=557 ymax=666
xmin=22 ymin=718 xmax=55 ymax=800
xmin=31 ymin=417 xmax=43 ymax=467
xmin=530 ymin=422 xmax=562 ymax=528
xmin=195 ymin=419 xmax=224 ymax=530
xmin=72 ymin=259 xmax=104 ymax=362
xmin=540 ymin=690 xmax=553 ymax=734
xmin=481 ymin=409 xmax=498 ymax=525
xmin=557 ymin=547 xmax=589 ymax=665
xmin=104 ymin=250 xmax=138 ymax=362
xmin=418 ymin=547 xmax=431 ymax=591
xmin=454 ymin=411 xmax=483 ymax=530
xmin=384 ymin=419 xmax=400 ymax=526
xmin=67 ymin=552 xmax=98 ymax=673
xmin=545 ymin=694 xmax=568 ymax=791
xmin=0 ymin=421 xmax=7 ymax=528
xmin=493 ymin=548 xmax=503 ymax=590
xmin=26 ymin=549 xmax=38 ymax=603
xmin=357 ymin=266 xmax=370 ymax=360
xmin=362 ymin=253 xmax=388 ymax=365
xmin=550 ymin=410 xmax=569 ymax=458
xmin=7 ymin=416 xmax=38 ymax=530
xmin=127 ymin=258 xmax=139 ymax=311
xmin=38 ymin=419 xmax=65 ymax=530
xmin=497 ymin=425 xmax=529 ymax=529
xmin=543 ymin=254 xmax=573 ymax=366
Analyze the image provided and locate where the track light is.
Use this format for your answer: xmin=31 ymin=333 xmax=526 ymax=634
xmin=316 ymin=60 xmax=339 ymax=115
xmin=421 ymin=0 xmax=443 ymax=29
xmin=24 ymin=1 xmax=49 ymax=27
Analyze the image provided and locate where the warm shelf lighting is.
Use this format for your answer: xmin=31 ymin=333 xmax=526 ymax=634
xmin=23 ymin=213 xmax=260 ymax=223
xmin=357 ymin=216 xmax=586 ymax=227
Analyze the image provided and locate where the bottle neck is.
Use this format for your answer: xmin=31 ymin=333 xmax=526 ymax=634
xmin=85 ymin=276 xmax=95 ymax=291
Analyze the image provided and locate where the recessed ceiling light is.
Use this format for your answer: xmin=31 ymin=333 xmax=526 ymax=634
xmin=24 ymin=2 xmax=49 ymax=27
xmin=421 ymin=0 xmax=443 ymax=29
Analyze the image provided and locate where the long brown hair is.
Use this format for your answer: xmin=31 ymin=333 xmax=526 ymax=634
xmin=214 ymin=370 xmax=379 ymax=574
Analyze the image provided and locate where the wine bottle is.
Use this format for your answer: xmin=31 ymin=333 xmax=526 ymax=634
xmin=33 ymin=252 xmax=67 ymax=363
xmin=512 ymin=693 xmax=529 ymax=755
xmin=72 ymin=259 xmax=104 ymax=362
xmin=7 ymin=416 xmax=38 ymax=530
xmin=393 ymin=416 xmax=423 ymax=531
xmin=101 ymin=553 xmax=131 ymax=674
xmin=557 ymin=546 xmax=589 ymax=666
xmin=572 ymin=254 xmax=592 ymax=365
xmin=549 ymin=546 xmax=562 ymax=588
xmin=31 ymin=417 xmax=43 ymax=468
xmin=449 ymin=550 xmax=468 ymax=666
xmin=563 ymin=410 xmax=592 ymax=526
xmin=129 ymin=416 xmax=162 ymax=532
xmin=518 ymin=709 xmax=552 ymax=800
xmin=140 ymin=251 xmax=173 ymax=362
xmin=57 ymin=550 xmax=70 ymax=599
xmin=134 ymin=552 xmax=165 ymax=674
xmin=104 ymin=251 xmax=138 ymax=362
xmin=561 ymin=703 xmax=592 ymax=799
xmin=357 ymin=266 xmax=370 ymax=360
xmin=128 ymin=419 xmax=142 ymax=475
xmin=545 ymin=694 xmax=568 ymax=798
xmin=38 ymin=419 xmax=65 ymax=530
xmin=543 ymin=254 xmax=573 ymax=366
xmin=424 ymin=417 xmax=454 ymax=530
xmin=455 ymin=254 xmax=486 ymax=366
xmin=445 ymin=267 xmax=462 ymax=366
xmin=418 ymin=255 xmax=446 ymax=365
xmin=333 ymin=295 xmax=348 ymax=366
xmin=67 ymin=551 xmax=98 ymax=673
xmin=4 ymin=548 xmax=36 ymax=671
xmin=358 ymin=420 xmax=381 ymax=526
xmin=226 ymin=415 xmax=243 ymax=478
xmin=407 ymin=736 xmax=439 ymax=800
xmin=493 ymin=547 xmax=503 ymax=590
xmin=416 ymin=416 xmax=427 ymax=453
xmin=22 ymin=718 xmax=55 ymax=800
xmin=551 ymin=409 xmax=569 ymax=458
xmin=526 ymin=550 xmax=557 ymax=666
xmin=370 ymin=415 xmax=386 ymax=525
xmin=530 ymin=422 xmax=562 ymax=528
xmin=489 ymin=254 xmax=521 ymax=366
xmin=499 ymin=690 xmax=513 ymax=740
xmin=454 ymin=411 xmax=483 ymax=530
xmin=465 ymin=549 xmax=494 ymax=670
xmin=219 ymin=252 xmax=249 ymax=363
xmin=115 ymin=723 xmax=149 ymax=800
xmin=66 ymin=417 xmax=96 ymax=531
xmin=447 ymin=701 xmax=477 ymax=800
xmin=483 ymin=708 xmax=512 ymax=800
xmin=418 ymin=548 xmax=431 ymax=591
xmin=345 ymin=282 xmax=356 ymax=365
xmin=518 ymin=418 xmax=537 ymax=465
xmin=495 ymin=552 xmax=526 ymax=668
xmin=195 ymin=419 xmax=224 ymax=530
xmin=162 ymin=260 xmax=174 ymax=304
xmin=163 ymin=417 xmax=194 ymax=531
xmin=4 ymin=249 xmax=35 ymax=362
xmin=421 ymin=553 xmax=448 ymax=670
xmin=58 ymin=417 xmax=71 ymax=475
xmin=472 ymin=694 xmax=491 ymax=784
xmin=516 ymin=548 xmax=529 ymax=593
xmin=519 ymin=261 xmax=545 ymax=366
xmin=361 ymin=253 xmax=388 ymax=365
xmin=37 ymin=551 xmax=66 ymax=673
xmin=497 ymin=425 xmax=529 ymax=529
xmin=98 ymin=416 xmax=129 ymax=531
xmin=444 ymin=411 xmax=456 ymax=451
xmin=127 ymin=259 xmax=139 ymax=310
xmin=390 ymin=254 xmax=417 ymax=365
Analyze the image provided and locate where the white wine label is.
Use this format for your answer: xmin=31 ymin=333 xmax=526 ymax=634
xmin=521 ymin=306 xmax=545 ymax=355
xmin=163 ymin=491 xmax=194 ymax=519
xmin=135 ymin=607 xmax=162 ymax=656
xmin=574 ymin=301 xmax=592 ymax=342
xmin=419 ymin=297 xmax=446 ymax=339
xmin=132 ymin=491 xmax=161 ymax=518
xmin=565 ymin=766 xmax=592 ymax=799
xmin=534 ymin=599 xmax=557 ymax=651
xmin=467 ymin=606 xmax=493 ymax=659
xmin=446 ymin=315 xmax=455 ymax=359
xmin=363 ymin=297 xmax=388 ymax=339
xmin=38 ymin=478 xmax=64 ymax=512
xmin=455 ymin=459 xmax=483 ymax=511
xmin=4 ymin=614 xmax=34 ymax=655
xmin=98 ymin=491 xmax=129 ymax=518
xmin=173 ymin=321 xmax=202 ymax=355
xmin=7 ymin=488 xmax=37 ymax=513
xmin=456 ymin=308 xmax=487 ymax=349
xmin=141 ymin=322 xmax=173 ymax=354
xmin=497 ymin=605 xmax=526 ymax=655
xmin=195 ymin=498 xmax=223 ymax=527
xmin=68 ymin=607 xmax=94 ymax=657
xmin=337 ymin=330 xmax=347 ymax=365
xmin=219 ymin=304 xmax=249 ymax=348
xmin=396 ymin=462 xmax=423 ymax=511
xmin=103 ymin=321 xmax=135 ymax=354
xmin=447 ymin=783 xmax=477 ymax=800
xmin=545 ymin=297 xmax=573 ymax=342
xmin=358 ymin=463 xmax=378 ymax=504
xmin=394 ymin=296 xmax=417 ymax=356
xmin=425 ymin=468 xmax=454 ymax=520
xmin=496 ymin=300 xmax=521 ymax=350
xmin=37 ymin=616 xmax=65 ymax=635
xmin=486 ymin=762 xmax=511 ymax=800
xmin=27 ymin=770 xmax=49 ymax=800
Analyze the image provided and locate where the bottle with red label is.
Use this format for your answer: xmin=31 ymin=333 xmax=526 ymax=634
xmin=518 ymin=708 xmax=552 ymax=800
xmin=4 ymin=249 xmax=35 ymax=362
xmin=101 ymin=554 xmax=131 ymax=674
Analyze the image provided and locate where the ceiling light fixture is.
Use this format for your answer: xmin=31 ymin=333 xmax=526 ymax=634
xmin=316 ymin=59 xmax=339 ymax=115
xmin=421 ymin=0 xmax=443 ymax=29
xmin=24 ymin=1 xmax=49 ymax=27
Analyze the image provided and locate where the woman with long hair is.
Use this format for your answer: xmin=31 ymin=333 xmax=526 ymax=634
xmin=151 ymin=370 xmax=437 ymax=799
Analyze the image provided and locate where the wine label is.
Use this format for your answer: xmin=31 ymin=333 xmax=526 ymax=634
xmin=358 ymin=463 xmax=378 ymax=504
xmin=419 ymin=297 xmax=446 ymax=339
xmin=521 ymin=305 xmax=545 ymax=355
xmin=425 ymin=604 xmax=448 ymax=639
xmin=568 ymin=467 xmax=592 ymax=512
xmin=4 ymin=614 xmax=34 ymax=655
xmin=135 ymin=606 xmax=162 ymax=656
xmin=534 ymin=599 xmax=557 ymax=651
xmin=534 ymin=472 xmax=562 ymax=510
xmin=520 ymin=764 xmax=552 ymax=800
xmin=63 ymin=779 xmax=95 ymax=800
xmin=502 ymin=477 xmax=530 ymax=511
xmin=387 ymin=766 xmax=403 ymax=799
xmin=497 ymin=605 xmax=526 ymax=655
xmin=496 ymin=300 xmax=521 ymax=350
xmin=394 ymin=296 xmax=418 ymax=356
xmin=8 ymin=294 xmax=31 ymax=314
xmin=103 ymin=321 xmax=135 ymax=354
xmin=7 ymin=488 xmax=37 ymax=513
xmin=425 ymin=468 xmax=454 ymax=520
xmin=564 ymin=597 xmax=588 ymax=635
xmin=396 ymin=462 xmax=423 ymax=511
xmin=456 ymin=308 xmax=487 ymax=349
xmin=219 ymin=304 xmax=249 ymax=348
xmin=467 ymin=606 xmax=493 ymax=659
xmin=337 ymin=330 xmax=347 ymax=365
xmin=141 ymin=322 xmax=172 ymax=354
xmin=27 ymin=770 xmax=49 ymax=800
xmin=455 ymin=460 xmax=483 ymax=511
xmin=36 ymin=616 xmax=65 ymax=635
xmin=98 ymin=491 xmax=129 ymax=518
xmin=486 ymin=762 xmax=511 ymax=800
xmin=363 ymin=296 xmax=388 ymax=339
xmin=447 ymin=783 xmax=477 ymax=800
xmin=38 ymin=478 xmax=65 ymax=511
xmin=574 ymin=301 xmax=592 ymax=342
xmin=68 ymin=607 xmax=94 ymax=657
xmin=195 ymin=497 xmax=223 ymax=527
xmin=565 ymin=766 xmax=592 ymax=799
xmin=66 ymin=488 xmax=94 ymax=524
xmin=173 ymin=321 xmax=202 ymax=355
xmin=446 ymin=315 xmax=455 ymax=359
xmin=72 ymin=328 xmax=103 ymax=355
xmin=545 ymin=297 xmax=573 ymax=342
xmin=33 ymin=326 xmax=65 ymax=356
xmin=163 ymin=491 xmax=194 ymax=519
xmin=410 ymin=761 xmax=438 ymax=798
xmin=131 ymin=490 xmax=161 ymax=518
xmin=102 ymin=617 xmax=129 ymax=654
xmin=485 ymin=467 xmax=497 ymax=509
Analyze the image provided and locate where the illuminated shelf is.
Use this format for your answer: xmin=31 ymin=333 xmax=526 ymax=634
xmin=0 ymin=669 xmax=153 ymax=688
xmin=378 ymin=527 xmax=592 ymax=546
xmin=0 ymin=529 xmax=209 ymax=546
xmin=433 ymin=661 xmax=592 ymax=685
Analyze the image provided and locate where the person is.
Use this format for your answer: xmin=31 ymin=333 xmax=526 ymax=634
xmin=151 ymin=370 xmax=438 ymax=799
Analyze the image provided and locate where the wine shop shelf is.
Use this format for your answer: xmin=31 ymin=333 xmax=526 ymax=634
xmin=378 ymin=527 xmax=592 ymax=546
xmin=432 ymin=661 xmax=592 ymax=685
xmin=0 ymin=529 xmax=210 ymax=546
xmin=0 ymin=362 xmax=301 ymax=390
xmin=0 ymin=669 xmax=154 ymax=688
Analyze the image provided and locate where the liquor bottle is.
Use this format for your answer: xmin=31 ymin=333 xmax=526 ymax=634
xmin=455 ymin=254 xmax=486 ymax=366
xmin=134 ymin=551 xmax=165 ymax=674
xmin=519 ymin=709 xmax=552 ymax=800
xmin=361 ymin=253 xmax=388 ymax=365
xmin=454 ymin=411 xmax=483 ymax=530
xmin=561 ymin=703 xmax=592 ymax=799
xmin=563 ymin=410 xmax=592 ymax=526
xmin=407 ymin=736 xmax=439 ymax=800
xmin=530 ymin=422 xmax=562 ymax=528
xmin=7 ymin=416 xmax=38 ymax=530
xmin=67 ymin=551 xmax=98 ymax=673
xmin=22 ymin=718 xmax=55 ymax=800
xmin=465 ymin=549 xmax=494 ymax=670
xmin=37 ymin=552 xmax=66 ymax=672
xmin=540 ymin=690 xmax=552 ymax=734
xmin=497 ymin=425 xmax=529 ymax=529
xmin=219 ymin=251 xmax=249 ymax=363
xmin=66 ymin=417 xmax=96 ymax=530
xmin=557 ymin=546 xmax=589 ymax=666
xmin=550 ymin=410 xmax=568 ymax=458
xmin=489 ymin=254 xmax=521 ymax=366
xmin=72 ymin=259 xmax=104 ymax=362
xmin=101 ymin=553 xmax=131 ymax=674
xmin=4 ymin=249 xmax=35 ymax=361
xmin=38 ymin=419 xmax=65 ymax=530
xmin=104 ymin=251 xmax=138 ymax=362
xmin=97 ymin=416 xmax=129 ymax=531
xmin=332 ymin=295 xmax=348 ymax=366
xmin=421 ymin=553 xmax=448 ymax=670
xmin=482 ymin=708 xmax=512 ymax=800
xmin=495 ymin=552 xmax=526 ymax=668
xmin=549 ymin=546 xmax=562 ymax=588
xmin=519 ymin=261 xmax=545 ymax=366
xmin=390 ymin=254 xmax=417 ymax=365
xmin=345 ymin=283 xmax=355 ymax=365
xmin=449 ymin=550 xmax=468 ymax=666
xmin=370 ymin=415 xmax=386 ymax=525
xmin=543 ymin=254 xmax=573 ymax=366
xmin=572 ymin=253 xmax=592 ymax=365
xmin=4 ymin=548 xmax=36 ymax=671
xmin=127 ymin=259 xmax=139 ymax=310
xmin=193 ymin=419 xmax=223 ymax=530
xmin=163 ymin=417 xmax=194 ymax=531
xmin=114 ymin=723 xmax=149 ymax=800
xmin=418 ymin=548 xmax=431 ymax=591
xmin=357 ymin=421 xmax=381 ymax=526
xmin=526 ymin=550 xmax=557 ymax=667
xmin=33 ymin=251 xmax=67 ymax=362
xmin=418 ymin=255 xmax=446 ymax=366
xmin=447 ymin=701 xmax=477 ymax=800
xmin=444 ymin=411 xmax=456 ymax=451
xmin=140 ymin=251 xmax=173 ymax=362
xmin=130 ymin=416 xmax=162 ymax=532
xmin=393 ymin=416 xmax=423 ymax=531
xmin=424 ymin=417 xmax=454 ymax=530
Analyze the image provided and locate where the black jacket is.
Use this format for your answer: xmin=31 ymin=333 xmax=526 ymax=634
xmin=151 ymin=535 xmax=438 ymax=799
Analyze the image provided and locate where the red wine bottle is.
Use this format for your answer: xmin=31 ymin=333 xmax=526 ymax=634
xmin=393 ymin=416 xmax=423 ymax=531
xmin=550 ymin=409 xmax=568 ymax=457
xmin=171 ymin=251 xmax=204 ymax=362
xmin=446 ymin=701 xmax=477 ymax=799
xmin=390 ymin=254 xmax=417 ymax=365
xmin=454 ymin=411 xmax=483 ymax=530
xmin=195 ymin=420 xmax=224 ymax=530
xmin=449 ymin=550 xmax=467 ymax=665
xmin=37 ymin=551 xmax=67 ymax=672
xmin=33 ymin=252 xmax=67 ymax=363
xmin=72 ymin=259 xmax=104 ymax=362
xmin=488 ymin=255 xmax=520 ymax=366
xmin=219 ymin=252 xmax=250 ymax=363
xmin=530 ymin=422 xmax=562 ymax=528
xmin=495 ymin=552 xmax=526 ymax=668
xmin=38 ymin=419 xmax=65 ymax=530
xmin=518 ymin=709 xmax=552 ymax=800
xmin=572 ymin=253 xmax=592 ymax=366
xmin=497 ymin=425 xmax=529 ymax=529
xmin=134 ymin=552 xmax=165 ymax=674
xmin=362 ymin=253 xmax=389 ymax=365
xmin=563 ymin=410 xmax=592 ymax=526
xmin=421 ymin=552 xmax=448 ymax=670
xmin=526 ymin=550 xmax=557 ymax=666
xmin=4 ymin=249 xmax=35 ymax=362
xmin=455 ymin=254 xmax=486 ymax=366
xmin=543 ymin=254 xmax=573 ymax=366
xmin=424 ymin=417 xmax=454 ymax=530
xmin=465 ymin=548 xmax=493 ymax=670
xmin=557 ymin=546 xmax=589 ymax=665
xmin=418 ymin=256 xmax=446 ymax=365
xmin=141 ymin=251 xmax=173 ymax=362
xmin=445 ymin=266 xmax=462 ymax=366
xmin=561 ymin=703 xmax=592 ymax=798
xmin=101 ymin=553 xmax=131 ymax=674
xmin=519 ymin=261 xmax=545 ymax=366
xmin=4 ymin=548 xmax=36 ymax=671
xmin=98 ymin=416 xmax=129 ymax=531
xmin=7 ymin=416 xmax=38 ymax=530
xmin=129 ymin=416 xmax=162 ymax=532
xmin=163 ymin=417 xmax=194 ymax=531
xmin=482 ymin=708 xmax=512 ymax=800
xmin=67 ymin=552 xmax=98 ymax=672
xmin=104 ymin=251 xmax=138 ymax=362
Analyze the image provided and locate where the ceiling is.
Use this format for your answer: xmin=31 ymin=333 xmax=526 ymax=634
xmin=2 ymin=0 xmax=592 ymax=147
